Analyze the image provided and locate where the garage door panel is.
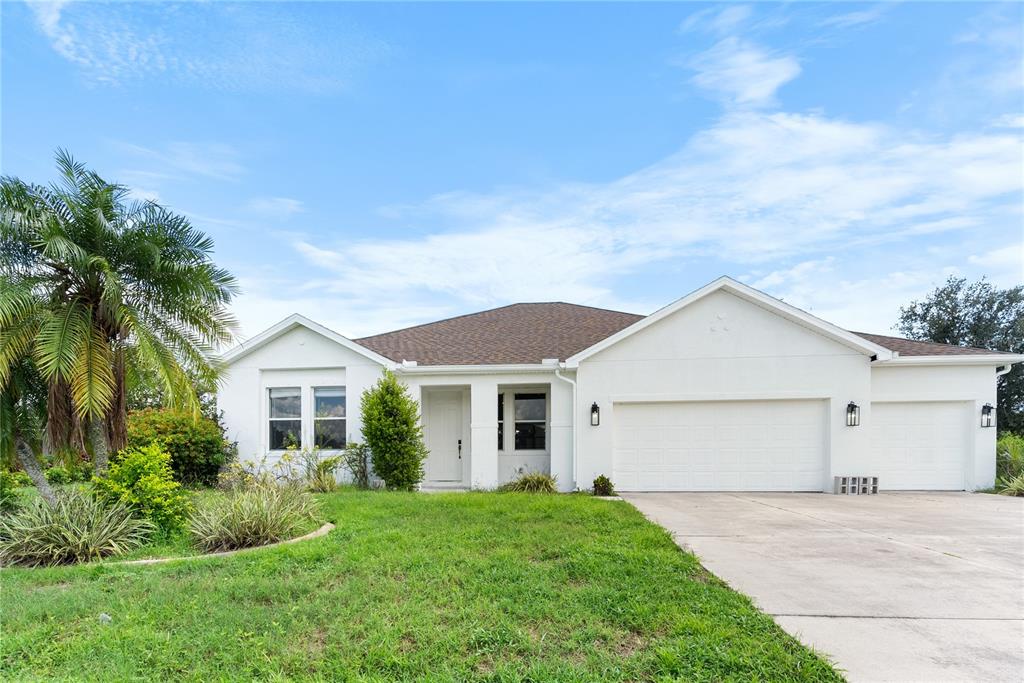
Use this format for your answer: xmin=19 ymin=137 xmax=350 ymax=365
xmin=613 ymin=400 xmax=826 ymax=492
xmin=868 ymin=402 xmax=968 ymax=490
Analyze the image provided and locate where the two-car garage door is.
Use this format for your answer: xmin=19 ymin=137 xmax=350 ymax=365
xmin=613 ymin=400 xmax=827 ymax=492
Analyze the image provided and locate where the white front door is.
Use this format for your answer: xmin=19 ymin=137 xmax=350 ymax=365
xmin=612 ymin=400 xmax=827 ymax=491
xmin=424 ymin=391 xmax=463 ymax=482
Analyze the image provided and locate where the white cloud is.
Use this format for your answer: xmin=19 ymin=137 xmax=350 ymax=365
xmin=26 ymin=1 xmax=389 ymax=92
xmin=968 ymin=243 xmax=1024 ymax=288
xmin=818 ymin=5 xmax=888 ymax=30
xmin=245 ymin=197 xmax=305 ymax=220
xmin=679 ymin=5 xmax=753 ymax=36
xmin=688 ymin=38 xmax=801 ymax=109
xmin=117 ymin=142 xmax=245 ymax=182
xmin=284 ymin=110 xmax=1022 ymax=334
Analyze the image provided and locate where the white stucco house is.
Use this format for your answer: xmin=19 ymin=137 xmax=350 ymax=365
xmin=218 ymin=277 xmax=1022 ymax=493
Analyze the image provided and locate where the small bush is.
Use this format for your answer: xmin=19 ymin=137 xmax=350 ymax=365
xmin=592 ymin=474 xmax=615 ymax=497
xmin=4 ymin=470 xmax=33 ymax=488
xmin=341 ymin=443 xmax=371 ymax=489
xmin=188 ymin=483 xmax=319 ymax=552
xmin=1 ymin=470 xmax=24 ymax=513
xmin=999 ymin=473 xmax=1024 ymax=497
xmin=93 ymin=444 xmax=191 ymax=534
xmin=498 ymin=472 xmax=558 ymax=493
xmin=0 ymin=489 xmax=154 ymax=566
xmin=127 ymin=409 xmax=235 ymax=486
xmin=361 ymin=371 xmax=428 ymax=490
xmin=997 ymin=433 xmax=1024 ymax=480
xmin=44 ymin=466 xmax=73 ymax=485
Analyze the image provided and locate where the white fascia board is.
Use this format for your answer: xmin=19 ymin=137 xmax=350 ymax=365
xmin=220 ymin=313 xmax=396 ymax=368
xmin=394 ymin=363 xmax=560 ymax=375
xmin=872 ymin=354 xmax=1024 ymax=367
xmin=565 ymin=276 xmax=892 ymax=367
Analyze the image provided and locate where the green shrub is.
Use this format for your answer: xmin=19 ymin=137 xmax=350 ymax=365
xmin=0 ymin=489 xmax=154 ymax=566
xmin=997 ymin=433 xmax=1024 ymax=480
xmin=44 ymin=466 xmax=73 ymax=485
xmin=341 ymin=442 xmax=371 ymax=489
xmin=498 ymin=472 xmax=558 ymax=493
xmin=93 ymin=443 xmax=191 ymax=534
xmin=1 ymin=470 xmax=23 ymax=513
xmin=4 ymin=470 xmax=33 ymax=488
xmin=188 ymin=483 xmax=319 ymax=552
xmin=126 ymin=409 xmax=235 ymax=486
xmin=592 ymin=474 xmax=615 ymax=496
xmin=361 ymin=371 xmax=427 ymax=491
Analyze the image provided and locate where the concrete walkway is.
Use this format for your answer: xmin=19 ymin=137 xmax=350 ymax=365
xmin=623 ymin=492 xmax=1024 ymax=682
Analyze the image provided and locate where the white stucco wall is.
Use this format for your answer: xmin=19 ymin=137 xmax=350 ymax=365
xmin=218 ymin=325 xmax=387 ymax=466
xmin=574 ymin=289 xmax=873 ymax=492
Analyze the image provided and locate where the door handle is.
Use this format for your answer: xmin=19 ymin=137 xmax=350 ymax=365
xmin=458 ymin=439 xmax=462 ymax=459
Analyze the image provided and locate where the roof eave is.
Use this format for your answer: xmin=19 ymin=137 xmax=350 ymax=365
xmin=872 ymin=354 xmax=1024 ymax=367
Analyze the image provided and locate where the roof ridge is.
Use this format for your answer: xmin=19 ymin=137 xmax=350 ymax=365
xmin=355 ymin=301 xmax=642 ymax=341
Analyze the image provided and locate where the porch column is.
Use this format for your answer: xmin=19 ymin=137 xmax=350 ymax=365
xmin=469 ymin=378 xmax=499 ymax=489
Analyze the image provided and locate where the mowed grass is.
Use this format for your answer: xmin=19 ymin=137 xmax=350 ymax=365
xmin=1 ymin=491 xmax=843 ymax=682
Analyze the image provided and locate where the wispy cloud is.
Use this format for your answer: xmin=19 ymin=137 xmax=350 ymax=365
xmin=679 ymin=5 xmax=753 ymax=36
xmin=286 ymin=109 xmax=1021 ymax=331
xmin=245 ymin=197 xmax=305 ymax=220
xmin=818 ymin=5 xmax=889 ymax=30
xmin=117 ymin=142 xmax=245 ymax=182
xmin=687 ymin=38 xmax=801 ymax=108
xmin=26 ymin=1 xmax=389 ymax=93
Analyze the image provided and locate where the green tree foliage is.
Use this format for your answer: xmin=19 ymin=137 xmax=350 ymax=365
xmin=0 ymin=150 xmax=238 ymax=473
xmin=126 ymin=409 xmax=235 ymax=486
xmin=896 ymin=277 xmax=1024 ymax=433
xmin=360 ymin=371 xmax=427 ymax=490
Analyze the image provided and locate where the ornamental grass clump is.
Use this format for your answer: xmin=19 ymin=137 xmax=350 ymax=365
xmin=188 ymin=482 xmax=320 ymax=552
xmin=0 ymin=489 xmax=154 ymax=567
xmin=498 ymin=472 xmax=558 ymax=493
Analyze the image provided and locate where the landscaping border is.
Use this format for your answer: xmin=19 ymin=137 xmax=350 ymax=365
xmin=112 ymin=522 xmax=335 ymax=566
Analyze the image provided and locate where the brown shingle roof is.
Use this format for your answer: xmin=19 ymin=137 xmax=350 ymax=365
xmin=355 ymin=303 xmax=643 ymax=365
xmin=353 ymin=302 xmax=1010 ymax=365
xmin=850 ymin=332 xmax=1011 ymax=357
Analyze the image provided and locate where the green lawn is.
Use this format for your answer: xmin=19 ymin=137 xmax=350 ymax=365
xmin=1 ymin=490 xmax=842 ymax=681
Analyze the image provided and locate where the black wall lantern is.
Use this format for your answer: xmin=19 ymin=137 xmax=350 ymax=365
xmin=590 ymin=402 xmax=600 ymax=426
xmin=846 ymin=401 xmax=860 ymax=427
xmin=981 ymin=403 xmax=995 ymax=428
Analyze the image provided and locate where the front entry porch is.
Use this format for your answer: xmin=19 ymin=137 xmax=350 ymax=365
xmin=417 ymin=377 xmax=570 ymax=490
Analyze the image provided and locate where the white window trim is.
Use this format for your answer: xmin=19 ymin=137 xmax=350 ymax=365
xmin=268 ymin=386 xmax=303 ymax=452
xmin=498 ymin=387 xmax=550 ymax=455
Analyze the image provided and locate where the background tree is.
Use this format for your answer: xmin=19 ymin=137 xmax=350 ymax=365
xmin=0 ymin=357 xmax=56 ymax=504
xmin=360 ymin=371 xmax=427 ymax=490
xmin=896 ymin=276 xmax=1024 ymax=432
xmin=0 ymin=150 xmax=238 ymax=474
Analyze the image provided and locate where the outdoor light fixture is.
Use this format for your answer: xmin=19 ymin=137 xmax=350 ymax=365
xmin=981 ymin=403 xmax=995 ymax=428
xmin=846 ymin=401 xmax=860 ymax=427
xmin=590 ymin=402 xmax=600 ymax=426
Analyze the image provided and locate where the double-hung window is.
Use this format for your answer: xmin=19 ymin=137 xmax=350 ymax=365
xmin=269 ymin=387 xmax=302 ymax=450
xmin=513 ymin=393 xmax=546 ymax=450
xmin=313 ymin=387 xmax=346 ymax=449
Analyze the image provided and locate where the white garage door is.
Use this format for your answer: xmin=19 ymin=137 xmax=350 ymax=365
xmin=869 ymin=402 xmax=969 ymax=490
xmin=612 ymin=400 xmax=827 ymax=492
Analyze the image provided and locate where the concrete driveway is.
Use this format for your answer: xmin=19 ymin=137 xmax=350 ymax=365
xmin=623 ymin=492 xmax=1024 ymax=682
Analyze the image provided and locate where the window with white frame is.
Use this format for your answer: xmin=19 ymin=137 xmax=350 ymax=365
xmin=314 ymin=387 xmax=346 ymax=450
xmin=514 ymin=393 xmax=546 ymax=450
xmin=268 ymin=387 xmax=301 ymax=450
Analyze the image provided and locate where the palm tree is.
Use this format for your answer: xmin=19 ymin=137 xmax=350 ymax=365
xmin=0 ymin=150 xmax=238 ymax=473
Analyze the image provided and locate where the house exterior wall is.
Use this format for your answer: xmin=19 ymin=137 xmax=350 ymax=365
xmin=219 ymin=325 xmax=387 ymax=466
xmin=870 ymin=364 xmax=998 ymax=489
xmin=574 ymin=289 xmax=872 ymax=492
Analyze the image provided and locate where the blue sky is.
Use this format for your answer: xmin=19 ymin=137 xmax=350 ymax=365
xmin=3 ymin=1 xmax=1022 ymax=340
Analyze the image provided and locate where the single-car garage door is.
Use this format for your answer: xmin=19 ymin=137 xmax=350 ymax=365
xmin=612 ymin=400 xmax=827 ymax=491
xmin=869 ymin=402 xmax=969 ymax=490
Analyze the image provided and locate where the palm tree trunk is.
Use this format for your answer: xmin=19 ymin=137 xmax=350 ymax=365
xmin=89 ymin=418 xmax=109 ymax=475
xmin=108 ymin=350 xmax=127 ymax=452
xmin=16 ymin=438 xmax=55 ymax=506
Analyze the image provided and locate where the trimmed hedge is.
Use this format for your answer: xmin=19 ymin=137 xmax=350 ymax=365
xmin=126 ymin=409 xmax=234 ymax=486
